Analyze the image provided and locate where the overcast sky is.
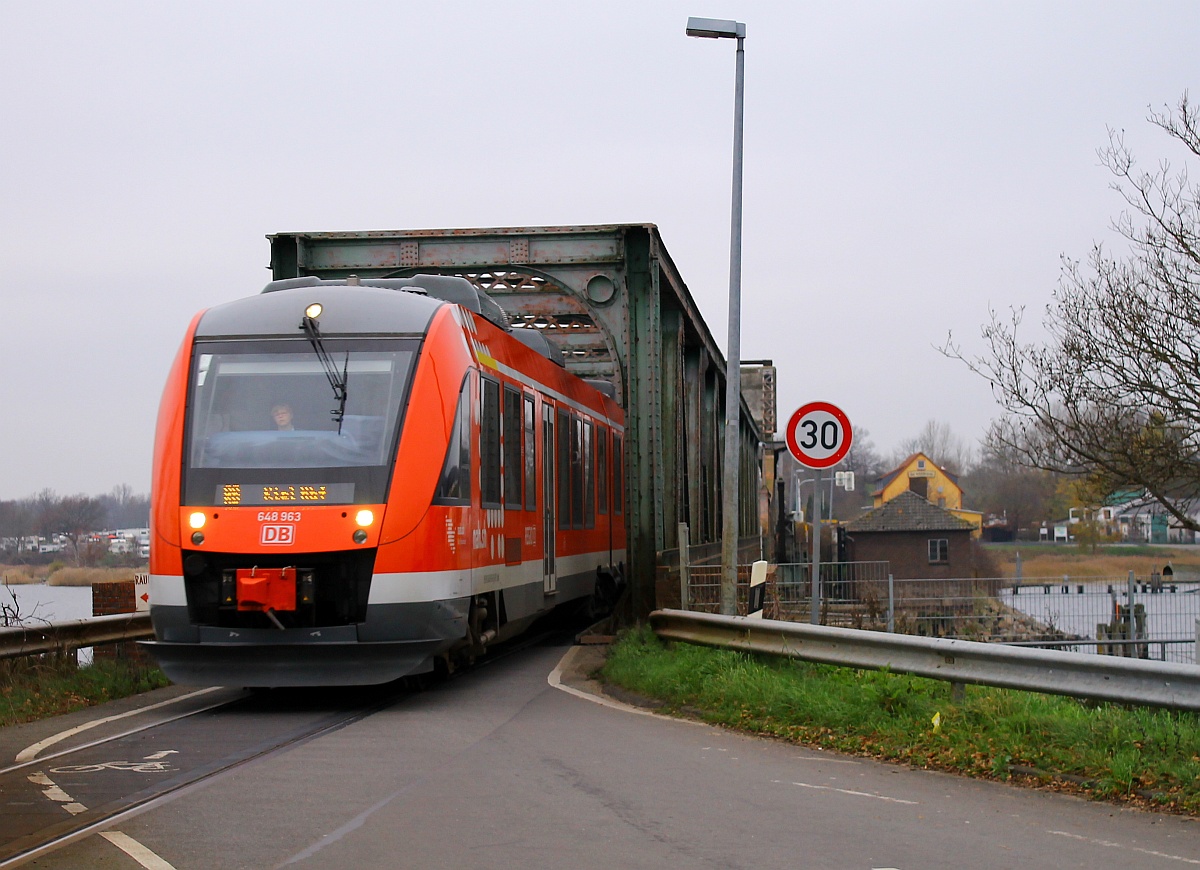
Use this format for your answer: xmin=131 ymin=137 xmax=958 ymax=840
xmin=1 ymin=1 xmax=1196 ymax=500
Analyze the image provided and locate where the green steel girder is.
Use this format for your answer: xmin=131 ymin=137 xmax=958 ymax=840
xmin=267 ymin=224 xmax=766 ymax=618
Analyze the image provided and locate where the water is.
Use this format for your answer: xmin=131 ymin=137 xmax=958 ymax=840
xmin=999 ymin=582 xmax=1200 ymax=663
xmin=1 ymin=582 xmax=94 ymax=624
xmin=1 ymin=582 xmax=98 ymax=664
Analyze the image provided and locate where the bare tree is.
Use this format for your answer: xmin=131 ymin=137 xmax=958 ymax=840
xmin=891 ymin=420 xmax=975 ymax=474
xmin=54 ymin=495 xmax=106 ymax=564
xmin=945 ymin=93 xmax=1200 ymax=530
xmin=961 ymin=444 xmax=1059 ymax=536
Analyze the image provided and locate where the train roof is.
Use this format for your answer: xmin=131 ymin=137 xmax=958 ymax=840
xmin=194 ymin=276 xmax=568 ymax=371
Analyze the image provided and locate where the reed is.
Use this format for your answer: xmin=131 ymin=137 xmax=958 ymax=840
xmin=47 ymin=567 xmax=136 ymax=587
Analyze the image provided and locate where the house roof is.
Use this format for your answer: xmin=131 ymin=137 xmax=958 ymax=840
xmin=845 ymin=489 xmax=977 ymax=533
xmin=872 ymin=452 xmax=961 ymax=495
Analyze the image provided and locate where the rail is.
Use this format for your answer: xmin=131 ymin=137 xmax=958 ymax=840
xmin=0 ymin=613 xmax=153 ymax=660
xmin=649 ymin=609 xmax=1200 ymax=711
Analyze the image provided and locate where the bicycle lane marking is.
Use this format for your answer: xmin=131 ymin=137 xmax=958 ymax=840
xmin=24 ymin=750 xmax=181 ymax=869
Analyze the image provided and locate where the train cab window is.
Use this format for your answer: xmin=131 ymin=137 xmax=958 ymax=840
xmin=597 ymin=425 xmax=608 ymax=516
xmin=613 ymin=432 xmax=624 ymax=515
xmin=557 ymin=408 xmax=570 ymax=530
xmin=503 ymin=386 xmax=522 ymax=510
xmin=434 ymin=376 xmax=472 ymax=504
xmin=481 ymin=377 xmax=501 ymax=508
xmin=584 ymin=420 xmax=595 ymax=529
xmin=523 ymin=395 xmax=536 ymax=511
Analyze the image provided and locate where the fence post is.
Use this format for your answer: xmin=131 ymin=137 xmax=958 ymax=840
xmin=1127 ymin=570 xmax=1136 ymax=657
xmin=887 ymin=573 xmax=895 ymax=633
xmin=679 ymin=523 xmax=690 ymax=612
xmin=1195 ymin=618 xmax=1199 ymax=665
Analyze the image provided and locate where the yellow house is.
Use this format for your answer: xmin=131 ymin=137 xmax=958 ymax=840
xmin=873 ymin=452 xmax=982 ymax=536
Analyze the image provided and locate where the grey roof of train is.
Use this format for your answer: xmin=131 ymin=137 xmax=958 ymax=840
xmin=195 ymin=285 xmax=447 ymax=338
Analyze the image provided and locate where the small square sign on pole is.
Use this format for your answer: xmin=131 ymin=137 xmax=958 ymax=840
xmin=134 ymin=572 xmax=150 ymax=612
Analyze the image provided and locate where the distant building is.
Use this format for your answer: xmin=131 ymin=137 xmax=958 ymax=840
xmin=845 ymin=490 xmax=978 ymax=579
xmin=872 ymin=452 xmax=982 ymax=536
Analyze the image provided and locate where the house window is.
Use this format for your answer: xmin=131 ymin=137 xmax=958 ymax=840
xmin=917 ymin=459 xmax=926 ymax=469
xmin=928 ymin=538 xmax=949 ymax=564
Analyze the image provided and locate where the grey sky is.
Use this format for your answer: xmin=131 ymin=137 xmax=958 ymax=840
xmin=1 ymin=1 xmax=1195 ymax=500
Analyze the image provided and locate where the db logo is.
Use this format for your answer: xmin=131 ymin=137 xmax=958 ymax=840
xmin=260 ymin=524 xmax=295 ymax=545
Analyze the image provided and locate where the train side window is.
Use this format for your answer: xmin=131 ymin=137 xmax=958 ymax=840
xmin=571 ymin=415 xmax=584 ymax=529
xmin=584 ymin=420 xmax=595 ymax=529
xmin=481 ymin=377 xmax=501 ymax=508
xmin=434 ymin=376 xmax=472 ymax=504
xmin=503 ymin=385 xmax=522 ymax=511
xmin=557 ymin=408 xmax=570 ymax=530
xmin=523 ymin=395 xmax=536 ymax=511
xmin=597 ymin=425 xmax=608 ymax=516
xmin=613 ymin=432 xmax=624 ymax=515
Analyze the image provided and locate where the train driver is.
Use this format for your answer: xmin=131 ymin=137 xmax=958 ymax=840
xmin=271 ymin=403 xmax=295 ymax=431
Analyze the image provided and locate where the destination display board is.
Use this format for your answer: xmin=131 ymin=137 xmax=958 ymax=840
xmin=217 ymin=483 xmax=356 ymax=506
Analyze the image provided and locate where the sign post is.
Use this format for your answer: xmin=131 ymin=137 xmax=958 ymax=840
xmin=785 ymin=402 xmax=853 ymax=625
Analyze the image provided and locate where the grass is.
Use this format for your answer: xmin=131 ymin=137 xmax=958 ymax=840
xmin=0 ymin=656 xmax=170 ymax=727
xmin=1 ymin=565 xmax=144 ymax=587
xmin=985 ymin=543 xmax=1200 ymax=579
xmin=47 ymin=567 xmax=137 ymax=586
xmin=601 ymin=626 xmax=1200 ymax=814
xmin=0 ymin=569 xmax=40 ymax=585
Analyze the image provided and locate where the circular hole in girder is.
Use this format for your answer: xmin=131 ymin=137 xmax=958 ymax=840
xmin=585 ymin=274 xmax=616 ymax=304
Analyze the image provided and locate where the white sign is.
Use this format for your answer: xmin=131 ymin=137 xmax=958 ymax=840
xmin=134 ymin=572 xmax=149 ymax=612
xmin=747 ymin=560 xmax=768 ymax=619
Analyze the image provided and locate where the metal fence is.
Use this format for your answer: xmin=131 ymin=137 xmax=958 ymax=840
xmin=672 ymin=557 xmax=1200 ymax=664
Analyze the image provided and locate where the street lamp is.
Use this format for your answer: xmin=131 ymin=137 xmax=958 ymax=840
xmin=686 ymin=16 xmax=746 ymax=617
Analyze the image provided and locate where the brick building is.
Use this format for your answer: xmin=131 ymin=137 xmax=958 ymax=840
xmin=844 ymin=490 xmax=977 ymax=579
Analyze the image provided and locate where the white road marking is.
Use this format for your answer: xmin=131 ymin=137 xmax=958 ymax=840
xmin=775 ymin=779 xmax=919 ymax=805
xmin=547 ymin=646 xmax=698 ymax=721
xmin=144 ymin=750 xmax=178 ymax=760
xmin=100 ymin=831 xmax=178 ymax=870
xmin=27 ymin=772 xmax=87 ymax=815
xmin=15 ymin=687 xmax=221 ymax=763
xmin=1048 ymin=830 xmax=1200 ymax=865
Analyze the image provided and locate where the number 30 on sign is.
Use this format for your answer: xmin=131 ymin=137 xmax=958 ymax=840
xmin=785 ymin=401 xmax=853 ymax=469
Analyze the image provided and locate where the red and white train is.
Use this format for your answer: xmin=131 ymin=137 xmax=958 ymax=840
xmin=144 ymin=274 xmax=626 ymax=686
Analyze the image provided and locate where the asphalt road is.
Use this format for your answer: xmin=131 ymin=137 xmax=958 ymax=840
xmin=8 ymin=639 xmax=1199 ymax=869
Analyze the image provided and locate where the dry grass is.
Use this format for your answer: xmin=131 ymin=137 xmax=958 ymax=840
xmin=47 ymin=567 xmax=136 ymax=587
xmin=0 ymin=564 xmax=51 ymax=583
xmin=986 ymin=545 xmax=1200 ymax=579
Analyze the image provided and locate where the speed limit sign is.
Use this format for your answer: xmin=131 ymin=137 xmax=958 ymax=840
xmin=786 ymin=402 xmax=852 ymax=469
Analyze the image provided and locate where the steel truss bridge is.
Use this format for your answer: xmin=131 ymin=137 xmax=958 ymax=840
xmin=268 ymin=224 xmax=772 ymax=617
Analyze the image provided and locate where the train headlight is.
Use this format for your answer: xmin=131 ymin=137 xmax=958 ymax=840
xmin=305 ymin=302 xmax=323 ymax=320
xmin=191 ymin=531 xmax=205 ymax=545
xmin=355 ymin=509 xmax=374 ymax=527
xmin=352 ymin=529 xmax=368 ymax=544
xmin=189 ymin=512 xmax=207 ymax=529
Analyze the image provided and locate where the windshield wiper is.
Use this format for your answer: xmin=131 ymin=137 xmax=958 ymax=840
xmin=299 ymin=313 xmax=349 ymax=431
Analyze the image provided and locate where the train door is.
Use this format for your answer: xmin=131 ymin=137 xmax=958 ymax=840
xmin=542 ymin=404 xmax=556 ymax=594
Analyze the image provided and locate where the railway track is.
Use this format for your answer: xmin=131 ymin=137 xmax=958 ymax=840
xmin=0 ymin=623 xmax=577 ymax=867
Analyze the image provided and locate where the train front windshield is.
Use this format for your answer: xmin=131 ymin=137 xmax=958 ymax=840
xmin=182 ymin=339 xmax=418 ymax=506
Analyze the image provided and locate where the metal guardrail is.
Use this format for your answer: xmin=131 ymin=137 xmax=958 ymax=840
xmin=649 ymin=609 xmax=1200 ymax=711
xmin=0 ymin=614 xmax=153 ymax=660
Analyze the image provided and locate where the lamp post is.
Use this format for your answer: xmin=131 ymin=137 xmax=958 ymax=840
xmin=686 ymin=16 xmax=746 ymax=617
